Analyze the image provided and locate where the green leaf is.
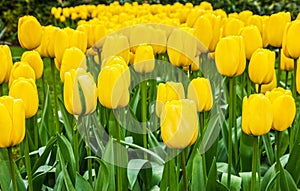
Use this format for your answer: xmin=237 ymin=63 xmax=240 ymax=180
xmin=32 ymin=163 xmax=57 ymax=190
xmin=102 ymin=138 xmax=116 ymax=191
xmin=221 ymin=173 xmax=241 ymax=191
xmin=239 ymin=172 xmax=252 ymax=191
xmin=160 ymin=157 xmax=178 ymax=191
xmin=88 ymin=156 xmax=110 ymax=191
xmin=58 ymin=98 xmax=73 ymax=141
xmin=191 ymin=152 xmax=205 ymax=191
xmin=280 ymin=162 xmax=298 ymax=191
xmin=75 ymin=173 xmax=93 ymax=191
xmin=53 ymin=171 xmax=64 ymax=191
xmin=0 ymin=149 xmax=11 ymax=191
xmin=240 ymin=133 xmax=254 ymax=171
xmin=262 ymin=134 xmax=275 ymax=165
xmin=206 ymin=157 xmax=217 ymax=191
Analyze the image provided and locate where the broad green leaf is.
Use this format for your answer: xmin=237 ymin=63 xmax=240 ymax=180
xmin=32 ymin=163 xmax=57 ymax=191
xmin=239 ymin=172 xmax=252 ymax=191
xmin=58 ymin=98 xmax=73 ymax=141
xmin=127 ymin=159 xmax=151 ymax=190
xmin=75 ymin=173 xmax=93 ymax=191
xmin=89 ymin=156 xmax=110 ymax=191
xmin=221 ymin=173 xmax=241 ymax=191
xmin=0 ymin=148 xmax=11 ymax=191
xmin=160 ymin=158 xmax=178 ymax=191
xmin=280 ymin=162 xmax=298 ymax=191
xmin=53 ymin=171 xmax=64 ymax=191
xmin=206 ymin=157 xmax=217 ymax=191
xmin=262 ymin=134 xmax=275 ymax=165
xmin=191 ymin=152 xmax=205 ymax=191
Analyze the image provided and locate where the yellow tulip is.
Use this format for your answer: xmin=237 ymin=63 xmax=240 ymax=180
xmin=199 ymin=1 xmax=213 ymax=11
xmin=54 ymin=28 xmax=69 ymax=69
xmin=248 ymin=48 xmax=275 ymax=84
xmin=186 ymin=9 xmax=205 ymax=27
xmin=133 ymin=44 xmax=155 ymax=73
xmin=208 ymin=14 xmax=222 ymax=52
xmin=9 ymin=62 xmax=36 ymax=88
xmin=265 ymin=12 xmax=291 ymax=47
xmin=70 ymin=29 xmax=87 ymax=54
xmin=296 ymin=59 xmax=300 ymax=94
xmin=215 ymin=36 xmax=246 ymax=77
xmin=0 ymin=96 xmax=25 ymax=148
xmin=60 ymin=47 xmax=86 ymax=83
xmin=129 ymin=25 xmax=152 ymax=52
xmin=265 ymin=88 xmax=295 ymax=131
xmin=222 ymin=18 xmax=244 ymax=37
xmin=238 ymin=10 xmax=253 ymax=23
xmin=64 ymin=68 xmax=97 ymax=116
xmin=77 ymin=24 xmax=94 ymax=48
xmin=193 ymin=15 xmax=213 ymax=50
xmin=242 ymin=94 xmax=272 ymax=136
xmin=98 ymin=63 xmax=130 ymax=109
xmin=188 ymin=77 xmax=213 ymax=112
xmin=160 ymin=99 xmax=198 ymax=149
xmin=156 ymin=82 xmax=185 ymax=117
xmin=282 ymin=20 xmax=300 ymax=59
xmin=21 ymin=50 xmax=44 ymax=79
xmin=261 ymin=16 xmax=269 ymax=48
xmin=9 ymin=78 xmax=39 ymax=118
xmin=247 ymin=15 xmax=263 ymax=34
xmin=256 ymin=70 xmax=277 ymax=93
xmin=280 ymin=49 xmax=294 ymax=71
xmin=18 ymin=15 xmax=42 ymax=50
xmin=151 ymin=28 xmax=167 ymax=54
xmin=240 ymin=25 xmax=263 ymax=60
xmin=0 ymin=45 xmax=13 ymax=84
xmin=213 ymin=9 xmax=227 ymax=19
xmin=38 ymin=25 xmax=60 ymax=58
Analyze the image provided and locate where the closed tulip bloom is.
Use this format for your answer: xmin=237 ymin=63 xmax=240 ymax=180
xmin=208 ymin=14 xmax=222 ymax=52
xmin=215 ymin=36 xmax=246 ymax=77
xmin=129 ymin=25 xmax=152 ymax=52
xmin=98 ymin=64 xmax=130 ymax=109
xmin=239 ymin=10 xmax=253 ymax=23
xmin=60 ymin=47 xmax=86 ymax=82
xmin=296 ymin=59 xmax=300 ymax=94
xmin=280 ymin=49 xmax=294 ymax=71
xmin=151 ymin=28 xmax=167 ymax=54
xmin=247 ymin=15 xmax=263 ymax=33
xmin=54 ymin=28 xmax=69 ymax=69
xmin=282 ymin=20 xmax=300 ymax=59
xmin=242 ymin=94 xmax=272 ymax=136
xmin=265 ymin=12 xmax=291 ymax=47
xmin=160 ymin=99 xmax=198 ymax=149
xmin=64 ymin=68 xmax=97 ymax=116
xmin=21 ymin=50 xmax=43 ymax=79
xmin=188 ymin=77 xmax=213 ymax=112
xmin=9 ymin=78 xmax=38 ymax=118
xmin=240 ymin=25 xmax=263 ymax=60
xmin=193 ymin=15 xmax=213 ymax=49
xmin=0 ymin=96 xmax=25 ymax=148
xmin=265 ymin=88 xmax=296 ymax=131
xmin=156 ymin=82 xmax=185 ymax=117
xmin=9 ymin=62 xmax=36 ymax=88
xmin=69 ymin=29 xmax=87 ymax=53
xmin=261 ymin=16 xmax=269 ymax=48
xmin=248 ymin=48 xmax=275 ymax=84
xmin=186 ymin=9 xmax=205 ymax=27
xmin=222 ymin=18 xmax=244 ymax=37
xmin=256 ymin=70 xmax=277 ymax=93
xmin=77 ymin=24 xmax=94 ymax=48
xmin=133 ymin=44 xmax=155 ymax=73
xmin=0 ymin=45 xmax=13 ymax=84
xmin=18 ymin=15 xmax=42 ymax=50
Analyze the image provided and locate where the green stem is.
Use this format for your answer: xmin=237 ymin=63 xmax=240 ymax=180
xmin=277 ymin=49 xmax=282 ymax=87
xmin=181 ymin=150 xmax=188 ymax=191
xmin=199 ymin=112 xmax=207 ymax=186
xmin=8 ymin=147 xmax=18 ymax=191
xmin=292 ymin=59 xmax=297 ymax=97
xmin=140 ymin=79 xmax=148 ymax=153
xmin=24 ymin=133 xmax=33 ymax=191
xmin=86 ymin=145 xmax=93 ymax=186
xmin=73 ymin=127 xmax=79 ymax=172
xmin=285 ymin=71 xmax=289 ymax=89
xmin=0 ymin=84 xmax=3 ymax=96
xmin=258 ymin=84 xmax=262 ymax=94
xmin=115 ymin=118 xmax=122 ymax=191
xmin=33 ymin=116 xmax=38 ymax=150
xmin=275 ymin=131 xmax=281 ymax=191
xmin=251 ymin=136 xmax=258 ymax=191
xmin=50 ymin=58 xmax=60 ymax=133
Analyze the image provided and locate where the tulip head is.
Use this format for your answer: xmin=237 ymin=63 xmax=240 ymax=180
xmin=0 ymin=45 xmax=13 ymax=84
xmin=0 ymin=96 xmax=25 ymax=148
xmin=248 ymin=48 xmax=275 ymax=85
xmin=133 ymin=44 xmax=155 ymax=73
xmin=193 ymin=15 xmax=213 ymax=49
xmin=21 ymin=50 xmax=44 ymax=79
xmin=256 ymin=70 xmax=277 ymax=93
xmin=242 ymin=94 xmax=272 ymax=136
xmin=222 ymin=18 xmax=244 ymax=37
xmin=282 ymin=20 xmax=300 ymax=59
xmin=188 ymin=77 xmax=213 ymax=112
xmin=280 ymin=48 xmax=294 ymax=71
xmin=9 ymin=62 xmax=36 ymax=88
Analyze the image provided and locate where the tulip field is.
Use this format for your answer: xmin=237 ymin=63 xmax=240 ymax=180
xmin=1 ymin=1 xmax=300 ymax=191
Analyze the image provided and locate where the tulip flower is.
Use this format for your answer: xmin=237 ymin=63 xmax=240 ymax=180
xmin=256 ymin=70 xmax=277 ymax=93
xmin=9 ymin=78 xmax=39 ymax=118
xmin=239 ymin=25 xmax=263 ymax=60
xmin=36 ymin=25 xmax=59 ymax=58
xmin=295 ymin=59 xmax=300 ymax=94
xmin=21 ymin=50 xmax=44 ymax=79
xmin=282 ymin=20 xmax=300 ymax=59
xmin=242 ymin=94 xmax=272 ymax=136
xmin=64 ymin=68 xmax=97 ymax=116
xmin=0 ymin=45 xmax=13 ymax=84
xmin=0 ymin=96 xmax=25 ymax=148
xmin=261 ymin=16 xmax=270 ymax=48
xmin=215 ymin=36 xmax=246 ymax=77
xmin=265 ymin=12 xmax=291 ymax=48
xmin=151 ymin=28 xmax=167 ymax=54
xmin=280 ymin=49 xmax=294 ymax=71
xmin=208 ymin=14 xmax=222 ymax=52
xmin=247 ymin=15 xmax=263 ymax=34
xmin=188 ymin=77 xmax=213 ymax=112
xmin=266 ymin=88 xmax=296 ymax=131
xmin=248 ymin=48 xmax=275 ymax=85
xmin=160 ymin=99 xmax=198 ymax=149
xmin=60 ymin=47 xmax=86 ymax=82
xmin=18 ymin=15 xmax=42 ymax=50
xmin=193 ymin=15 xmax=213 ymax=50
xmin=133 ymin=44 xmax=155 ymax=73
xmin=129 ymin=25 xmax=153 ymax=52
xmin=54 ymin=28 xmax=69 ymax=69
xmin=69 ymin=29 xmax=87 ymax=54
xmin=9 ymin=62 xmax=36 ymax=88
xmin=156 ymin=82 xmax=185 ymax=117
xmin=186 ymin=9 xmax=205 ymax=27
xmin=222 ymin=18 xmax=244 ymax=37
xmin=98 ymin=62 xmax=130 ymax=109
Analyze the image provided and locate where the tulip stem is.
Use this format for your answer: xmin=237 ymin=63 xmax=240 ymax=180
xmin=24 ymin=133 xmax=33 ymax=191
xmin=115 ymin=117 xmax=124 ymax=191
xmin=73 ymin=127 xmax=79 ymax=172
xmin=227 ymin=77 xmax=234 ymax=189
xmin=97 ymin=48 xmax=101 ymax=67
xmin=199 ymin=112 xmax=207 ymax=187
xmin=275 ymin=131 xmax=281 ymax=191
xmin=50 ymin=58 xmax=60 ymax=133
xmin=8 ymin=147 xmax=18 ymax=191
xmin=285 ymin=71 xmax=289 ymax=89
xmin=251 ymin=136 xmax=258 ymax=191
xmin=86 ymin=145 xmax=93 ymax=186
xmin=181 ymin=150 xmax=188 ymax=191
xmin=140 ymin=79 xmax=148 ymax=152
xmin=0 ymin=84 xmax=3 ymax=96
xmin=258 ymin=84 xmax=262 ymax=94
xmin=277 ymin=49 xmax=282 ymax=87
xmin=292 ymin=59 xmax=297 ymax=98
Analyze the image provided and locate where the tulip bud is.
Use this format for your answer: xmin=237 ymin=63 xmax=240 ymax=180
xmin=280 ymin=49 xmax=294 ymax=71
xmin=222 ymin=18 xmax=244 ymax=37
xmin=0 ymin=96 xmax=25 ymax=148
xmin=247 ymin=15 xmax=263 ymax=34
xmin=18 ymin=15 xmax=42 ymax=50
xmin=0 ymin=45 xmax=13 ymax=84
xmin=21 ymin=50 xmax=44 ymax=79
xmin=70 ymin=29 xmax=87 ymax=54
xmin=188 ymin=77 xmax=213 ymax=112
xmin=261 ymin=16 xmax=269 ymax=48
xmin=151 ymin=28 xmax=167 ymax=54
xmin=248 ymin=48 xmax=275 ymax=84
xmin=242 ymin=94 xmax=272 ymax=136
xmin=9 ymin=78 xmax=39 ymax=118
xmin=215 ymin=36 xmax=246 ymax=77
xmin=193 ymin=15 xmax=213 ymax=50
xmin=156 ymin=82 xmax=185 ymax=117
xmin=239 ymin=25 xmax=263 ymax=60
xmin=296 ymin=59 xmax=300 ymax=94
xmin=256 ymin=70 xmax=277 ymax=93
xmin=133 ymin=44 xmax=155 ymax=73
xmin=239 ymin=10 xmax=253 ymax=23
xmin=35 ymin=25 xmax=59 ymax=58
xmin=60 ymin=47 xmax=86 ymax=83
xmin=160 ymin=99 xmax=198 ymax=149
xmin=208 ymin=14 xmax=222 ymax=52
xmin=64 ymin=68 xmax=97 ymax=116
xmin=129 ymin=25 xmax=152 ymax=52
xmin=282 ymin=20 xmax=300 ymax=59
xmin=186 ymin=9 xmax=205 ymax=27
xmin=9 ymin=62 xmax=36 ymax=88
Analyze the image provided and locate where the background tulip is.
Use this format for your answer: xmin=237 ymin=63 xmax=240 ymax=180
xmin=21 ymin=50 xmax=44 ymax=79
xmin=9 ymin=78 xmax=39 ymax=118
xmin=188 ymin=77 xmax=213 ymax=112
xmin=0 ymin=45 xmax=13 ymax=84
xmin=193 ymin=15 xmax=213 ymax=49
xmin=282 ymin=20 xmax=300 ymax=59
xmin=64 ymin=68 xmax=97 ymax=116
xmin=133 ymin=44 xmax=155 ymax=73
xmin=280 ymin=49 xmax=294 ymax=71
xmin=215 ymin=36 xmax=246 ymax=77
xmin=160 ymin=99 xmax=198 ymax=149
xmin=18 ymin=15 xmax=42 ymax=50
xmin=242 ymin=94 xmax=272 ymax=136
xmin=248 ymin=48 xmax=275 ymax=84
xmin=222 ymin=18 xmax=244 ymax=37
xmin=9 ymin=62 xmax=36 ymax=88
xmin=0 ymin=96 xmax=25 ymax=148
xmin=256 ymin=70 xmax=277 ymax=93
xmin=54 ymin=28 xmax=69 ymax=69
